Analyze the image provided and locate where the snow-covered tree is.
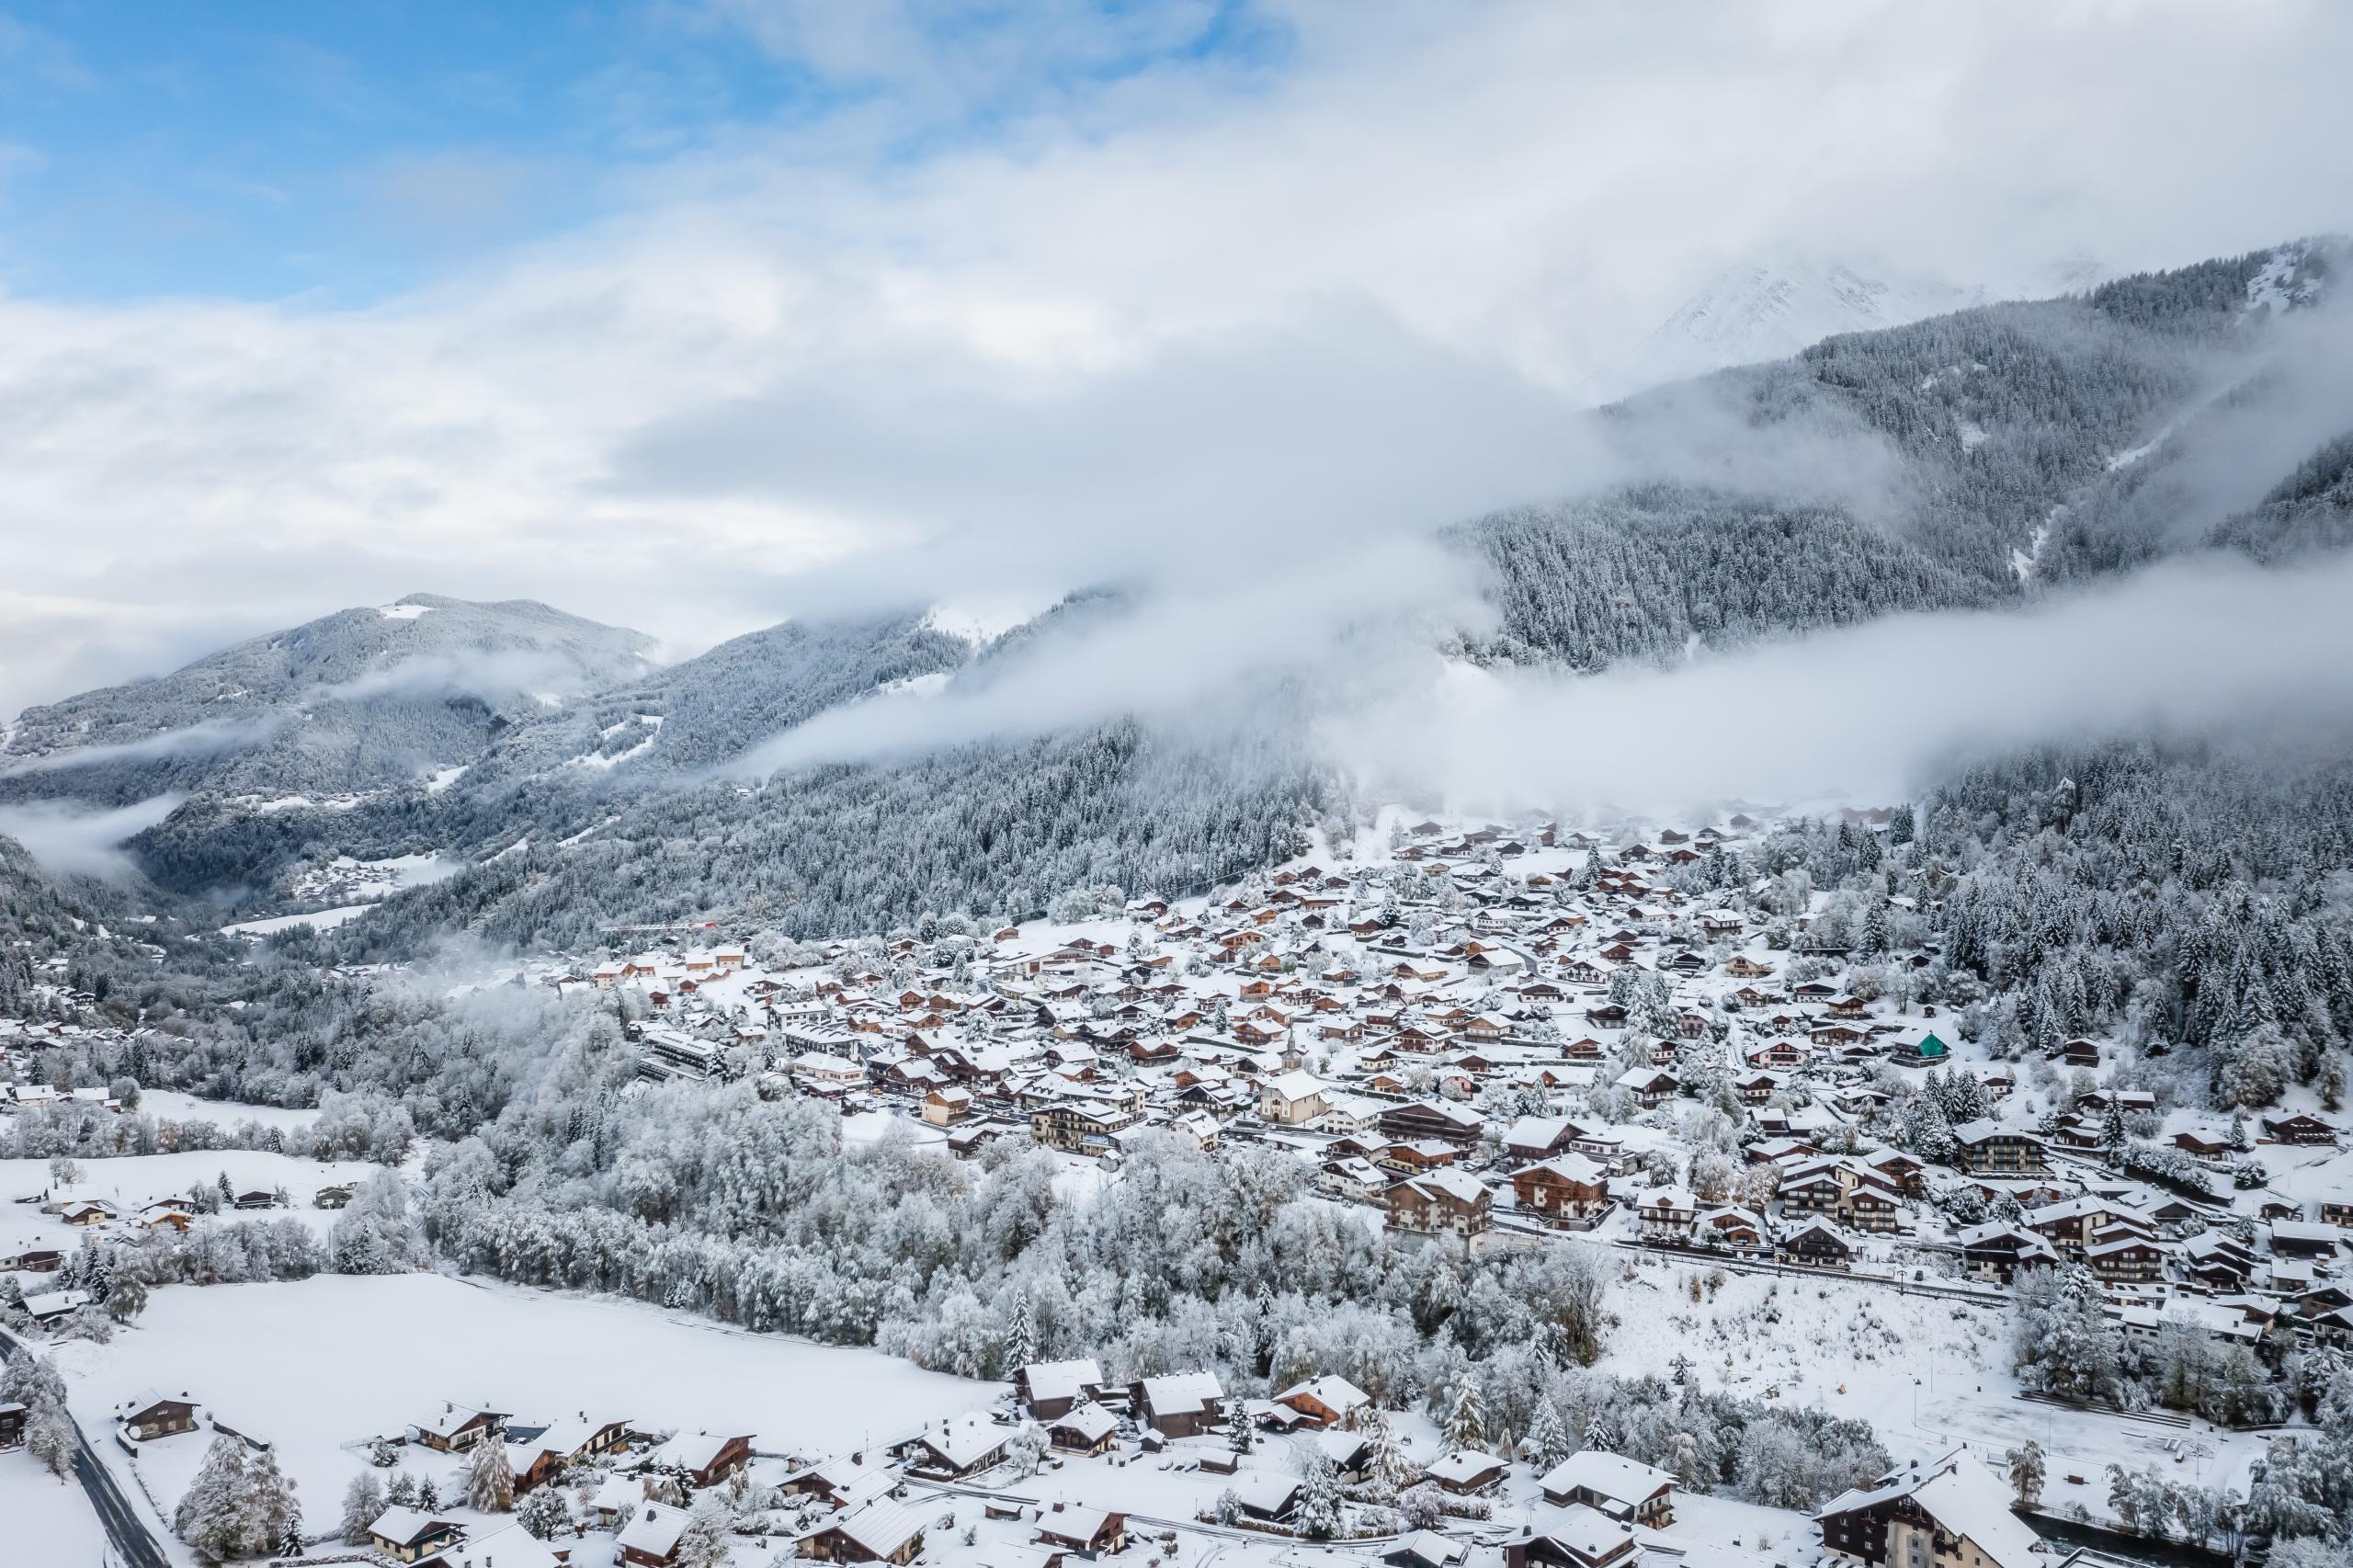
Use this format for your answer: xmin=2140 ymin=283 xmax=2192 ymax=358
xmin=468 ymin=1433 xmax=516 ymax=1513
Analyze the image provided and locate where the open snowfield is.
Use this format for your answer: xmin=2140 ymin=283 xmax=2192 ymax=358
xmin=134 ymin=1090 xmax=321 ymax=1134
xmin=54 ymin=1272 xmax=998 ymax=1543
xmin=0 ymin=1446 xmax=107 ymax=1566
xmin=1603 ymin=1250 xmax=2268 ymax=1502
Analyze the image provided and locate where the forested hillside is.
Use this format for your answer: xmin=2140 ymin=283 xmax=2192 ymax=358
xmin=0 ymin=595 xmax=656 ymax=808
xmin=9 ymin=239 xmax=2348 ymax=952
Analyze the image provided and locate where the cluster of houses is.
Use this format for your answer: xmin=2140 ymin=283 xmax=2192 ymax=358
xmin=545 ymin=812 xmax=2351 ymax=1377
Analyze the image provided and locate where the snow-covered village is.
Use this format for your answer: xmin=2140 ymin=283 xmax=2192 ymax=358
xmin=6 ymin=803 xmax=2352 ymax=1568
xmin=7 ymin=8 xmax=2353 ymax=1568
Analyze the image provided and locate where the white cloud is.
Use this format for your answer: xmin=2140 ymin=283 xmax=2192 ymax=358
xmin=0 ymin=0 xmax=2347 ymax=718
xmin=1334 ymin=551 xmax=2353 ymax=823
xmin=0 ymin=794 xmax=182 ymax=879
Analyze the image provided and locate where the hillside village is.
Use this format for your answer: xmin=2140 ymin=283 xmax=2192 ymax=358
xmin=4 ymin=809 xmax=2352 ymax=1568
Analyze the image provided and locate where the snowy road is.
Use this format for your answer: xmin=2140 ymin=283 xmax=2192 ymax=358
xmin=0 ymin=1324 xmax=170 ymax=1568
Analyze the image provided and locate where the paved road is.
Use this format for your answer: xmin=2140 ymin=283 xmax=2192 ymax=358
xmin=74 ymin=1428 xmax=172 ymax=1568
xmin=0 ymin=1323 xmax=172 ymax=1568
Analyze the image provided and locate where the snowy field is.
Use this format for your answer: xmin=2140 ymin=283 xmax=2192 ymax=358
xmin=219 ymin=903 xmax=372 ymax=937
xmin=1602 ymin=1250 xmax=2268 ymax=1501
xmin=0 ymin=1446 xmax=107 ymax=1565
xmin=54 ymin=1272 xmax=998 ymax=1549
xmin=135 ymin=1090 xmax=320 ymax=1134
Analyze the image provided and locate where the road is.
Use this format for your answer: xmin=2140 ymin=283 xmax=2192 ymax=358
xmin=0 ymin=1323 xmax=173 ymax=1568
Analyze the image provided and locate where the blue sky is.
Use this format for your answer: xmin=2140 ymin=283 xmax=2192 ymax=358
xmin=0 ymin=1 xmax=1285 ymax=301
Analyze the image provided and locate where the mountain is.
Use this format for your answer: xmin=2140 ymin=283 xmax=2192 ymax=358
xmin=0 ymin=595 xmax=658 ymax=808
xmin=1577 ymin=250 xmax=2112 ymax=406
xmin=33 ymin=237 xmax=2353 ymax=946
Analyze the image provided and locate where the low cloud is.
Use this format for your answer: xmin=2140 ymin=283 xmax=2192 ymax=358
xmin=0 ymin=794 xmax=183 ymax=879
xmin=1332 ymin=551 xmax=2353 ymax=821
xmin=0 ymin=716 xmax=285 ymax=777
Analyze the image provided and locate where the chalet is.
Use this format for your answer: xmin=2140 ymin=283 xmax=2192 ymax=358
xmin=1538 ymin=1449 xmax=1677 ymax=1525
xmin=1506 ymin=1505 xmax=1640 ymax=1568
xmin=799 ymin=1495 xmax=926 ymax=1565
xmin=1035 ymin=1505 xmax=1128 ymax=1556
xmin=1611 ymin=1068 xmax=1677 ymax=1109
xmin=119 ymin=1393 xmax=199 ymax=1441
xmin=2086 ymin=1235 xmax=2166 ymax=1285
xmin=1385 ymin=1169 xmax=1494 ymax=1243
xmin=2265 ymin=1112 xmax=2339 ymax=1147
xmin=1511 ymin=1154 xmax=1610 ymax=1227
xmin=1046 ymin=1402 xmax=1120 ymax=1456
xmin=409 ymin=1403 xmax=506 ymax=1453
xmin=921 ymin=1086 xmax=972 ymax=1126
xmin=1956 ymin=1222 xmax=2059 ymax=1284
xmin=1813 ymin=1449 xmax=2040 ymax=1568
xmin=1779 ymin=1219 xmax=1855 ymax=1269
xmin=1635 ymin=1188 xmax=1697 ymax=1241
xmin=1949 ymin=1120 xmax=2049 ymax=1176
xmin=1423 ymin=1449 xmax=1509 ymax=1495
xmin=893 ymin=1415 xmax=1010 ymax=1479
xmin=0 ymin=1402 xmax=22 ymax=1447
xmin=652 ymin=1429 xmax=754 ymax=1488
xmin=1030 ymin=1099 xmax=1138 ymax=1155
xmin=1017 ymin=1358 xmax=1106 ymax=1420
xmin=1379 ymin=1098 xmax=1484 ymax=1146
xmin=1273 ymin=1374 xmax=1370 ymax=1429
xmin=369 ymin=1506 xmax=464 ymax=1564
xmin=1130 ymin=1370 xmax=1224 ymax=1438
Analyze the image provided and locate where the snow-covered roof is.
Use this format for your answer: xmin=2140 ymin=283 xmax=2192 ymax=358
xmin=829 ymin=1495 xmax=925 ymax=1559
xmin=1815 ymin=1449 xmax=2040 ymax=1568
xmin=426 ymin=1522 xmax=563 ymax=1568
xmin=369 ymin=1506 xmax=457 ymax=1548
xmin=1021 ymin=1358 xmax=1104 ymax=1403
xmin=1423 ymin=1449 xmax=1505 ymax=1485
xmin=618 ymin=1502 xmax=690 ymax=1557
xmin=1047 ymin=1401 xmax=1120 ymax=1444
xmin=1136 ymin=1369 xmax=1223 ymax=1416
xmin=1539 ymin=1448 xmax=1676 ymax=1508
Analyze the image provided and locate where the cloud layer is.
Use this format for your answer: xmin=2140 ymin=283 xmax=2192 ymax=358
xmin=3 ymin=2 xmax=2349 ymax=718
xmin=1333 ymin=551 xmax=2353 ymax=822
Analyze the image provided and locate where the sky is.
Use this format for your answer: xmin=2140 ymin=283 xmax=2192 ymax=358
xmin=2 ymin=0 xmax=2350 ymax=719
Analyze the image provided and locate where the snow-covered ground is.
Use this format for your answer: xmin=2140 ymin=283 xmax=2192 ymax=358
xmin=219 ymin=903 xmax=372 ymax=937
xmin=0 ymin=1149 xmax=377 ymax=1258
xmin=54 ymin=1272 xmax=999 ymax=1553
xmin=134 ymin=1091 xmax=320 ymax=1135
xmin=0 ymin=1446 xmax=108 ymax=1565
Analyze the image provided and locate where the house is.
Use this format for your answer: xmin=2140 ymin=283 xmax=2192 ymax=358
xmin=1230 ymin=1472 xmax=1302 ymax=1523
xmin=1779 ymin=1218 xmax=1856 ymax=1270
xmin=1385 ymin=1169 xmax=1494 ymax=1243
xmin=1635 ymin=1188 xmax=1696 ymax=1241
xmin=1047 ymin=1402 xmax=1120 ymax=1456
xmin=369 ymin=1506 xmax=464 ymax=1564
xmin=1031 ymin=1099 xmax=1139 ymax=1155
xmin=893 ymin=1414 xmax=1010 ymax=1479
xmin=1130 ymin=1370 xmax=1224 ymax=1438
xmin=652 ymin=1429 xmax=754 ymax=1488
xmin=921 ymin=1086 xmax=973 ymax=1126
xmin=1814 ymin=1449 xmax=2040 ymax=1568
xmin=1612 ymin=1068 xmax=1677 ymax=1109
xmin=1538 ymin=1449 xmax=1677 ymax=1526
xmin=1034 ymin=1504 xmax=1127 ymax=1556
xmin=1384 ymin=1531 xmax=1470 ymax=1568
xmin=1017 ymin=1358 xmax=1106 ymax=1420
xmin=0 ymin=1402 xmax=23 ymax=1448
xmin=620 ymin=1501 xmax=692 ymax=1567
xmin=424 ymin=1522 xmax=564 ymax=1568
xmin=409 ymin=1403 xmax=506 ymax=1453
xmin=119 ymin=1393 xmax=199 ymax=1441
xmin=2265 ymin=1112 xmax=2339 ymax=1147
xmin=1380 ymin=1098 xmax=1485 ymax=1145
xmin=1258 ymin=1070 xmax=1329 ymax=1126
xmin=1273 ymin=1375 xmax=1370 ymax=1429
xmin=1949 ymin=1120 xmax=2049 ymax=1176
xmin=1506 ymin=1504 xmax=1639 ymax=1568
xmin=1423 ymin=1448 xmax=1509 ymax=1495
xmin=1511 ymin=1155 xmax=1610 ymax=1226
